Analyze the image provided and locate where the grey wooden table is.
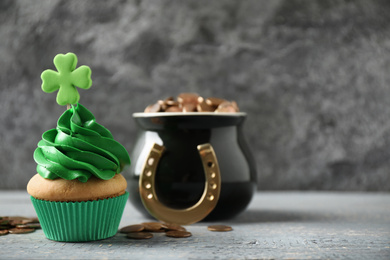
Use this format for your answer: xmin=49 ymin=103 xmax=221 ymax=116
xmin=0 ymin=191 xmax=389 ymax=259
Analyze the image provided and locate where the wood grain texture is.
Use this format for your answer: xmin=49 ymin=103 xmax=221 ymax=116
xmin=0 ymin=191 xmax=389 ymax=259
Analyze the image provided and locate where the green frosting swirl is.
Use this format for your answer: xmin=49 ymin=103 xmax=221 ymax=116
xmin=34 ymin=103 xmax=131 ymax=182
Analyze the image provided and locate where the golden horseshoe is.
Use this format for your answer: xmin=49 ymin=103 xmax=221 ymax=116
xmin=139 ymin=143 xmax=221 ymax=225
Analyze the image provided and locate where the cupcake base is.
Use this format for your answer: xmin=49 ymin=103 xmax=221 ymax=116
xmin=31 ymin=192 xmax=129 ymax=242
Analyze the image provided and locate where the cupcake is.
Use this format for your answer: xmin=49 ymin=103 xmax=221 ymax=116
xmin=27 ymin=53 xmax=131 ymax=242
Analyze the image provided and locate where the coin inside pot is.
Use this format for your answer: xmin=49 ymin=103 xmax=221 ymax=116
xmin=128 ymin=93 xmax=257 ymax=223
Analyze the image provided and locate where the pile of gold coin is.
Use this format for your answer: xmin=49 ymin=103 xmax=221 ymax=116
xmin=0 ymin=216 xmax=41 ymax=236
xmin=144 ymin=93 xmax=240 ymax=113
xmin=119 ymin=222 xmax=191 ymax=239
xmin=119 ymin=222 xmax=232 ymax=240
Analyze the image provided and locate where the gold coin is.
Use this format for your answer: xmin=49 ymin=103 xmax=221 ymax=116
xmin=215 ymin=102 xmax=237 ymax=113
xmin=162 ymin=223 xmax=186 ymax=232
xmin=143 ymin=93 xmax=240 ymax=114
xmin=144 ymin=102 xmax=162 ymax=113
xmin=177 ymin=93 xmax=199 ymax=105
xmin=0 ymin=220 xmax=10 ymax=225
xmin=9 ymin=220 xmax=25 ymax=225
xmin=16 ymin=223 xmax=41 ymax=229
xmin=165 ymin=230 xmax=192 ymax=238
xmin=231 ymin=101 xmax=240 ymax=112
xmin=8 ymin=228 xmax=35 ymax=234
xmin=119 ymin=224 xmax=145 ymax=233
xmin=6 ymin=216 xmax=27 ymax=220
xmin=182 ymin=103 xmax=196 ymax=112
xmin=21 ymin=218 xmax=39 ymax=224
xmin=142 ymin=222 xmax=165 ymax=232
xmin=0 ymin=226 xmax=10 ymax=230
xmin=207 ymin=225 xmax=233 ymax=232
xmin=0 ymin=230 xmax=9 ymax=236
xmin=157 ymin=100 xmax=168 ymax=111
xmin=197 ymin=100 xmax=215 ymax=112
xmin=206 ymin=97 xmax=226 ymax=108
xmin=7 ymin=216 xmax=30 ymax=223
xmin=165 ymin=106 xmax=182 ymax=112
xmin=126 ymin=232 xmax=153 ymax=239
xmin=165 ymin=99 xmax=179 ymax=107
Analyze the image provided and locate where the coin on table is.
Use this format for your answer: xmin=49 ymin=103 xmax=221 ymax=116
xmin=165 ymin=230 xmax=192 ymax=238
xmin=7 ymin=216 xmax=29 ymax=222
xmin=0 ymin=225 xmax=10 ymax=230
xmin=162 ymin=223 xmax=186 ymax=232
xmin=0 ymin=219 xmax=10 ymax=225
xmin=207 ymin=225 xmax=233 ymax=232
xmin=0 ymin=230 xmax=9 ymax=236
xmin=142 ymin=222 xmax=165 ymax=232
xmin=7 ymin=216 xmax=27 ymax=220
xmin=21 ymin=218 xmax=39 ymax=225
xmin=119 ymin=224 xmax=145 ymax=233
xmin=9 ymin=220 xmax=25 ymax=225
xmin=8 ymin=228 xmax=35 ymax=234
xmin=126 ymin=232 xmax=153 ymax=239
xmin=16 ymin=223 xmax=41 ymax=229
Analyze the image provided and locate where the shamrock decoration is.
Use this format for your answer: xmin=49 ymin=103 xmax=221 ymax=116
xmin=41 ymin=53 xmax=92 ymax=106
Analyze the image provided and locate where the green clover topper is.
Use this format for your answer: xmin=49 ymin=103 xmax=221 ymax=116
xmin=41 ymin=53 xmax=92 ymax=106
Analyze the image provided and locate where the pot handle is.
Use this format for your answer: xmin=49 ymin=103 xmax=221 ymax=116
xmin=139 ymin=143 xmax=221 ymax=225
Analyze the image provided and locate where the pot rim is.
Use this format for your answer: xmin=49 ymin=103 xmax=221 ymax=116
xmin=133 ymin=112 xmax=247 ymax=117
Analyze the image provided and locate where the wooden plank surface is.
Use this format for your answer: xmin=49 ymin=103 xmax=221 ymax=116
xmin=0 ymin=191 xmax=389 ymax=259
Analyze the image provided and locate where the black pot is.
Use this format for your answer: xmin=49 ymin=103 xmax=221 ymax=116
xmin=126 ymin=112 xmax=257 ymax=223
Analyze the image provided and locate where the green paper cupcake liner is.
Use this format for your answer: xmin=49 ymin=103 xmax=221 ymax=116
xmin=30 ymin=192 xmax=129 ymax=242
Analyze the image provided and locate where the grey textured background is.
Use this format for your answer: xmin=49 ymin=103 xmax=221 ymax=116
xmin=1 ymin=0 xmax=390 ymax=190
